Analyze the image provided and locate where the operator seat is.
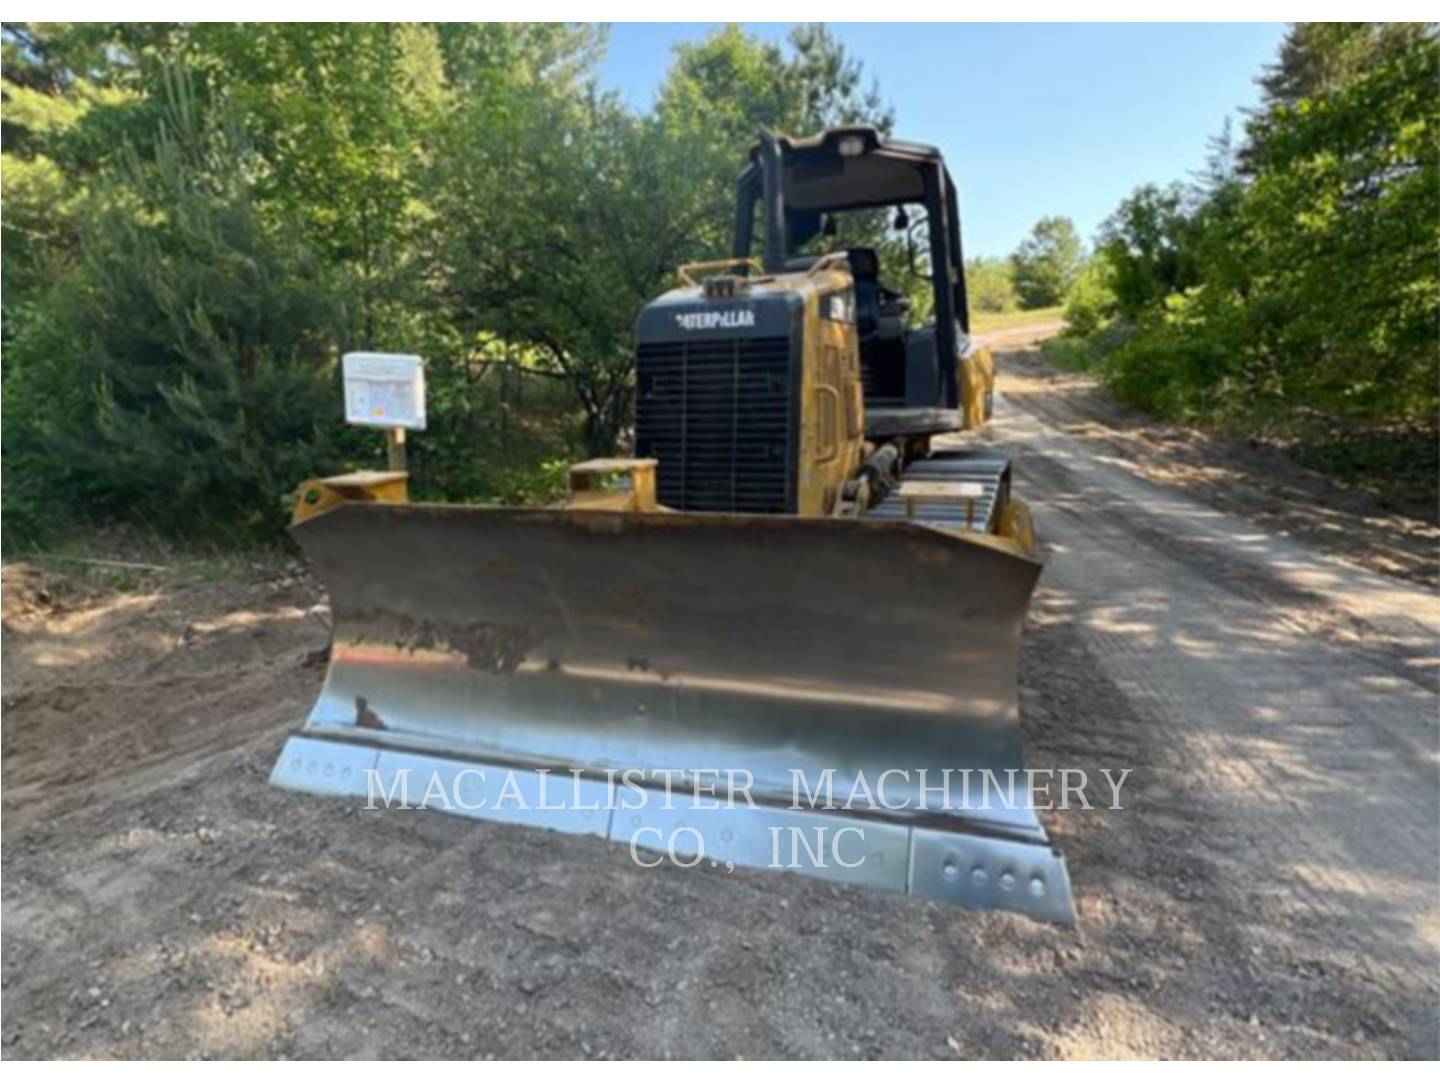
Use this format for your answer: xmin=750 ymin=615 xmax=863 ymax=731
xmin=848 ymin=247 xmax=907 ymax=406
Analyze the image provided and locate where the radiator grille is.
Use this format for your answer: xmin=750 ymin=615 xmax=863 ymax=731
xmin=635 ymin=335 xmax=794 ymax=513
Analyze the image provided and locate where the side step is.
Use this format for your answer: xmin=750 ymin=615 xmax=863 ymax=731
xmin=272 ymin=734 xmax=1075 ymax=923
xmin=868 ymin=448 xmax=1010 ymax=533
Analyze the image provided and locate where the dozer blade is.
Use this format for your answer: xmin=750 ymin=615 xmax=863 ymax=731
xmin=272 ymin=503 xmax=1073 ymax=922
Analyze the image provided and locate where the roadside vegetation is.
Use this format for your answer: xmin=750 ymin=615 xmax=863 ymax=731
xmin=1045 ymin=23 xmax=1438 ymax=519
xmin=963 ymin=217 xmax=1082 ymax=320
xmin=1 ymin=23 xmax=893 ymax=549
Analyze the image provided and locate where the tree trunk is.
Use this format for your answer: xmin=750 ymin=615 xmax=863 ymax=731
xmin=581 ymin=406 xmax=620 ymax=458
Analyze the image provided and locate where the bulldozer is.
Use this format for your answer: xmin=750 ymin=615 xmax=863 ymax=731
xmin=273 ymin=128 xmax=1073 ymax=923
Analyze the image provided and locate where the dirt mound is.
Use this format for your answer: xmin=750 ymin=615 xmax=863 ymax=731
xmin=2 ymin=563 xmax=69 ymax=625
xmin=1 ymin=564 xmax=326 ymax=831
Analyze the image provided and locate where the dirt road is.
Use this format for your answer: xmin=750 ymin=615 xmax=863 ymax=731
xmin=3 ymin=346 xmax=1436 ymax=1059
xmin=977 ymin=320 xmax=1068 ymax=351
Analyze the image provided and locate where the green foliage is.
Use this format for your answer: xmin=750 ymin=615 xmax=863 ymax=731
xmin=1010 ymin=215 xmax=1083 ymax=309
xmin=1254 ymin=23 xmax=1432 ymax=113
xmin=1094 ymin=185 xmax=1203 ymax=320
xmin=1 ymin=22 xmax=894 ymax=547
xmin=965 ymin=257 xmax=1017 ymax=313
xmin=1 ymin=24 xmax=152 ymax=348
xmin=5 ymin=75 xmax=351 ymax=542
xmin=1071 ymin=22 xmax=1438 ymax=512
xmin=1238 ymin=25 xmax=1439 ymax=427
xmin=1039 ymin=336 xmax=1098 ymax=373
xmin=1098 ymin=288 xmax=1249 ymax=420
xmin=1062 ymin=258 xmax=1116 ymax=338
xmin=787 ymin=24 xmax=893 ymax=134
xmin=431 ymin=22 xmax=892 ymax=455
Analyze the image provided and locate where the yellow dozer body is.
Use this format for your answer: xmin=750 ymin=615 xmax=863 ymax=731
xmin=272 ymin=129 xmax=1072 ymax=922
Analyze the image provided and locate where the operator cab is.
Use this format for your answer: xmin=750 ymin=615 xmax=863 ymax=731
xmin=732 ymin=128 xmax=975 ymax=439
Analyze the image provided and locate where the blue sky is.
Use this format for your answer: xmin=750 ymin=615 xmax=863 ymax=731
xmin=599 ymin=23 xmax=1288 ymax=258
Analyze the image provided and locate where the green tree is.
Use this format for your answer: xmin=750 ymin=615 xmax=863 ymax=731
xmin=1062 ymin=259 xmax=1115 ymax=338
xmin=4 ymin=74 xmax=350 ymax=541
xmin=1010 ymin=215 xmax=1083 ymax=309
xmin=435 ymin=23 xmax=895 ymax=456
xmin=1 ymin=23 xmax=158 ymax=341
xmin=1075 ymin=21 xmax=1437 ymax=510
xmin=787 ymin=23 xmax=893 ymax=134
xmin=1255 ymin=22 xmax=1433 ymax=109
xmin=1239 ymin=22 xmax=1439 ymax=425
xmin=964 ymin=257 xmax=1017 ymax=313
xmin=165 ymin=24 xmax=444 ymax=344
xmin=1094 ymin=185 xmax=1202 ymax=320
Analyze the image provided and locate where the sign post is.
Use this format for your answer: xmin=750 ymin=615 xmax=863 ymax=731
xmin=385 ymin=428 xmax=407 ymax=474
xmin=342 ymin=352 xmax=425 ymax=492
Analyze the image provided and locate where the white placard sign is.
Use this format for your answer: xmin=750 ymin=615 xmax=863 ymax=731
xmin=342 ymin=352 xmax=426 ymax=430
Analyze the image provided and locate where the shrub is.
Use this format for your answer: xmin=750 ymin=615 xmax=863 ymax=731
xmin=1063 ymin=259 xmax=1116 ymax=338
xmin=3 ymin=96 xmax=353 ymax=545
xmin=965 ymin=257 xmax=1018 ymax=314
